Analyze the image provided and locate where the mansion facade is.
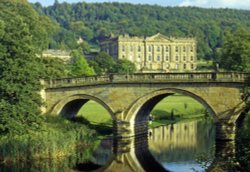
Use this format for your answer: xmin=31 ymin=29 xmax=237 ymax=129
xmin=100 ymin=33 xmax=196 ymax=72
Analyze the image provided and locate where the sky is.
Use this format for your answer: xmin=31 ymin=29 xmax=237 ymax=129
xmin=28 ymin=0 xmax=250 ymax=10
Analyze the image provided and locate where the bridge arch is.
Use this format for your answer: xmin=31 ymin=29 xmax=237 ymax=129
xmin=125 ymin=88 xmax=219 ymax=135
xmin=50 ymin=94 xmax=115 ymax=120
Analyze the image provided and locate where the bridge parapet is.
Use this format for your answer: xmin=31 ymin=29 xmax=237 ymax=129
xmin=44 ymin=72 xmax=249 ymax=88
xmin=44 ymin=75 xmax=110 ymax=88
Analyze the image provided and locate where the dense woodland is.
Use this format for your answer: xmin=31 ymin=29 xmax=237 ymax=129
xmin=31 ymin=1 xmax=250 ymax=61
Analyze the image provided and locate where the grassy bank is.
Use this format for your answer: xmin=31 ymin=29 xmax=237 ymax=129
xmin=77 ymin=94 xmax=209 ymax=129
xmin=0 ymin=115 xmax=99 ymax=164
xmin=78 ymin=101 xmax=112 ymax=126
xmin=150 ymin=94 xmax=208 ymax=127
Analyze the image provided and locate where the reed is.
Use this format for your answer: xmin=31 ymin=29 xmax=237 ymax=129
xmin=0 ymin=115 xmax=98 ymax=164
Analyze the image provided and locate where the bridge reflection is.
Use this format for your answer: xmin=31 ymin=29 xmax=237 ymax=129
xmin=91 ymin=137 xmax=168 ymax=172
xmin=74 ymin=120 xmax=238 ymax=172
xmin=148 ymin=121 xmax=198 ymax=151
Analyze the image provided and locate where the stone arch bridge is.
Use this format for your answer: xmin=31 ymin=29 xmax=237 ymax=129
xmin=41 ymin=72 xmax=249 ymax=141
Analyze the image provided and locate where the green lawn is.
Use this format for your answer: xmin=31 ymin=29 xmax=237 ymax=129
xmin=151 ymin=94 xmax=205 ymax=117
xmin=77 ymin=94 xmax=208 ymax=128
xmin=150 ymin=94 xmax=208 ymax=127
xmin=77 ymin=100 xmax=112 ymax=126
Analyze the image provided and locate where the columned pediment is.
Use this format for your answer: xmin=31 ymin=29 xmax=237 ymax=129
xmin=145 ymin=33 xmax=173 ymax=42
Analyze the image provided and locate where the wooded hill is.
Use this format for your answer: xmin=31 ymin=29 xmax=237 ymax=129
xmin=32 ymin=1 xmax=250 ymax=60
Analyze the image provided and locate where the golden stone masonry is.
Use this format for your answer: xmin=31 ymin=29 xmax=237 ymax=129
xmin=100 ymin=33 xmax=196 ymax=72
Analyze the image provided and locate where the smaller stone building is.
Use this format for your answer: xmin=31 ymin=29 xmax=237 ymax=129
xmin=100 ymin=33 xmax=197 ymax=72
xmin=42 ymin=49 xmax=71 ymax=62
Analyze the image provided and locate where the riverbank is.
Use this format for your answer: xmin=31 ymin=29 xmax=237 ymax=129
xmin=149 ymin=113 xmax=208 ymax=128
xmin=0 ymin=115 xmax=99 ymax=165
xmin=149 ymin=94 xmax=208 ymax=128
xmin=78 ymin=94 xmax=208 ymax=128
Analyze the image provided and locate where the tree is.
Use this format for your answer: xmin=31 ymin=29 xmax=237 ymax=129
xmin=114 ymin=59 xmax=136 ymax=74
xmin=40 ymin=57 xmax=68 ymax=79
xmin=217 ymin=28 xmax=250 ymax=72
xmin=32 ymin=2 xmax=250 ymax=61
xmin=0 ymin=0 xmax=48 ymax=135
xmin=90 ymin=52 xmax=116 ymax=74
xmin=68 ymin=49 xmax=95 ymax=77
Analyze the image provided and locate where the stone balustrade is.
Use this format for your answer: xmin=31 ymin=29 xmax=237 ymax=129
xmin=44 ymin=72 xmax=249 ymax=88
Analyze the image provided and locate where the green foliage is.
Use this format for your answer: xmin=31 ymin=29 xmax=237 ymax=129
xmin=236 ymin=111 xmax=250 ymax=171
xmin=0 ymin=115 xmax=97 ymax=163
xmin=89 ymin=52 xmax=116 ymax=74
xmin=40 ymin=57 xmax=68 ymax=79
xmin=0 ymin=0 xmax=51 ymax=135
xmin=217 ymin=28 xmax=250 ymax=71
xmin=68 ymin=49 xmax=95 ymax=76
xmin=114 ymin=59 xmax=136 ymax=74
xmin=32 ymin=2 xmax=250 ymax=60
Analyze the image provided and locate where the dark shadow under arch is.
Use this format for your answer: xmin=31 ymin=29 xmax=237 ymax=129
xmin=126 ymin=88 xmax=218 ymax=123
xmin=51 ymin=94 xmax=115 ymax=120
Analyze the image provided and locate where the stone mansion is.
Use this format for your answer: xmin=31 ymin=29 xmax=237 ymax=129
xmin=100 ymin=33 xmax=196 ymax=72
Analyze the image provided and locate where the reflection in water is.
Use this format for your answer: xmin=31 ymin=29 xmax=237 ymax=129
xmin=74 ymin=139 xmax=113 ymax=171
xmin=0 ymin=139 xmax=114 ymax=172
xmin=0 ymin=120 xmax=215 ymax=172
xmin=149 ymin=119 xmax=215 ymax=172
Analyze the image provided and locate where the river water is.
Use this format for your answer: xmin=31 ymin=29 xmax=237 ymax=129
xmin=0 ymin=119 xmax=215 ymax=172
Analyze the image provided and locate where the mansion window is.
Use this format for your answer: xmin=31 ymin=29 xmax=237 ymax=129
xmin=157 ymin=46 xmax=160 ymax=52
xmin=138 ymin=55 xmax=141 ymax=62
xmin=176 ymin=46 xmax=179 ymax=52
xmin=190 ymin=46 xmax=194 ymax=52
xmin=176 ymin=55 xmax=179 ymax=61
xmin=148 ymin=55 xmax=152 ymax=61
xmin=138 ymin=46 xmax=141 ymax=52
xmin=183 ymin=46 xmax=186 ymax=52
xmin=165 ymin=46 xmax=169 ymax=52
xmin=166 ymin=55 xmax=169 ymax=61
xmin=148 ymin=46 xmax=151 ymax=52
xmin=122 ymin=45 xmax=125 ymax=52
xmin=183 ymin=64 xmax=186 ymax=69
xmin=183 ymin=56 xmax=186 ymax=61
xmin=157 ymin=55 xmax=160 ymax=61
xmin=130 ymin=46 xmax=133 ymax=51
xmin=191 ymin=64 xmax=194 ymax=69
xmin=191 ymin=56 xmax=194 ymax=61
xmin=122 ymin=55 xmax=125 ymax=59
xmin=176 ymin=64 xmax=179 ymax=69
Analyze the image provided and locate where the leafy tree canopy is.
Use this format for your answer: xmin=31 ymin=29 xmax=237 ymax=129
xmin=68 ymin=49 xmax=95 ymax=77
xmin=0 ymin=0 xmax=52 ymax=135
xmin=40 ymin=57 xmax=68 ymax=79
xmin=217 ymin=28 xmax=250 ymax=72
xmin=114 ymin=59 xmax=136 ymax=74
xmin=32 ymin=2 xmax=250 ymax=60
xmin=89 ymin=52 xmax=116 ymax=74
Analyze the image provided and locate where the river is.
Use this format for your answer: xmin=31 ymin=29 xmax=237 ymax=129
xmin=0 ymin=119 xmax=215 ymax=172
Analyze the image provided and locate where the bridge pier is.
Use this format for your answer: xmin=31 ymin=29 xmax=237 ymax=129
xmin=114 ymin=120 xmax=132 ymax=138
xmin=216 ymin=121 xmax=236 ymax=141
xmin=209 ymin=121 xmax=240 ymax=171
xmin=114 ymin=120 xmax=149 ymax=138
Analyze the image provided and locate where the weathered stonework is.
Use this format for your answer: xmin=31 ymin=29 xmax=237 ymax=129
xmin=43 ymin=72 xmax=248 ymax=141
xmin=100 ymin=33 xmax=196 ymax=72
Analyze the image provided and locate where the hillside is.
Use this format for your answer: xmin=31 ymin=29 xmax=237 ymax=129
xmin=31 ymin=1 xmax=250 ymax=60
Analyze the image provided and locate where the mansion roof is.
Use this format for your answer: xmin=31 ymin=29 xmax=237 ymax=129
xmin=102 ymin=33 xmax=195 ymax=43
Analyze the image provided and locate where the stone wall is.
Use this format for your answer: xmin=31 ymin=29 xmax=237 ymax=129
xmin=100 ymin=33 xmax=196 ymax=72
xmin=43 ymin=72 xmax=248 ymax=140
